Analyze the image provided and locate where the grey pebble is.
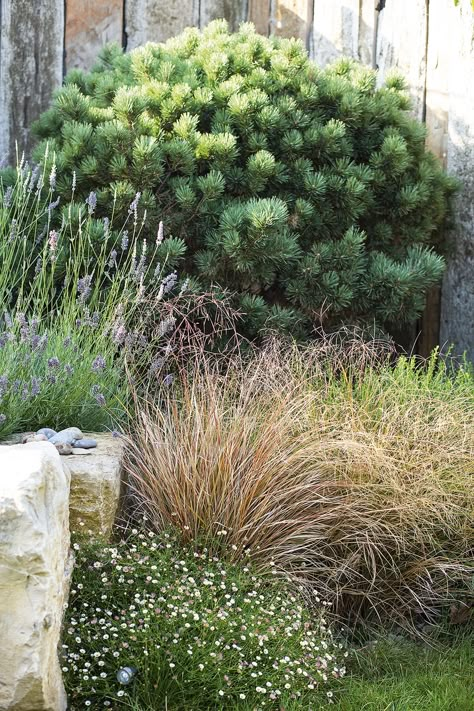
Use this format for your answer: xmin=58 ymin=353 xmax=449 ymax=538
xmin=36 ymin=428 xmax=57 ymax=440
xmin=73 ymin=438 xmax=97 ymax=449
xmin=49 ymin=427 xmax=84 ymax=446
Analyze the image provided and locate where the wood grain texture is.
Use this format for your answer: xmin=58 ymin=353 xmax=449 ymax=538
xmin=375 ymin=0 xmax=428 ymax=120
xmin=0 ymin=0 xmax=64 ymax=163
xmin=358 ymin=0 xmax=376 ymax=67
xmin=311 ymin=0 xmax=360 ymax=66
xmin=125 ymin=0 xmax=198 ymax=49
xmin=65 ymin=0 xmax=124 ymax=72
xmin=248 ymin=0 xmax=270 ymax=36
xmin=200 ymin=0 xmax=248 ymax=31
xmin=271 ymin=0 xmax=313 ymax=45
xmin=440 ymin=0 xmax=474 ymax=361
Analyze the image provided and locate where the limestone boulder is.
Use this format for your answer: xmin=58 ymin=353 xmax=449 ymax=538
xmin=63 ymin=433 xmax=123 ymax=538
xmin=0 ymin=442 xmax=70 ymax=711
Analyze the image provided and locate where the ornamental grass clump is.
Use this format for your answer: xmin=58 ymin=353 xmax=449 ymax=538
xmin=124 ymin=339 xmax=474 ymax=625
xmin=0 ymin=156 xmax=185 ymax=438
xmin=30 ymin=20 xmax=457 ymax=338
xmin=64 ymin=528 xmax=347 ymax=709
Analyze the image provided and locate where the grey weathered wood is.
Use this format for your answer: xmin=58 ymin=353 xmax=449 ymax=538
xmin=0 ymin=0 xmax=64 ymax=164
xmin=440 ymin=0 xmax=474 ymax=361
xmin=375 ymin=0 xmax=428 ymax=120
xmin=418 ymin=0 xmax=450 ymax=357
xmin=311 ymin=0 xmax=360 ymax=66
xmin=271 ymin=0 xmax=313 ymax=47
xmin=358 ymin=0 xmax=376 ymax=67
xmin=200 ymin=0 xmax=248 ymax=32
xmin=248 ymin=0 xmax=270 ymax=36
xmin=125 ymin=0 xmax=199 ymax=49
xmin=65 ymin=0 xmax=124 ymax=72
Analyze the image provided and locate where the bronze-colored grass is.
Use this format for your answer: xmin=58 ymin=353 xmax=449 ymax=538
xmin=124 ymin=339 xmax=474 ymax=625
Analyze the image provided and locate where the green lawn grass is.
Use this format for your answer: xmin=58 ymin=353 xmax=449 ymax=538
xmin=333 ymin=633 xmax=474 ymax=711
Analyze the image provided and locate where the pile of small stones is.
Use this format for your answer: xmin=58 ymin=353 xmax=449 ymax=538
xmin=22 ymin=427 xmax=97 ymax=455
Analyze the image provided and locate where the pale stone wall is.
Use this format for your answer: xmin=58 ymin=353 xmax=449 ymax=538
xmin=0 ymin=434 xmax=124 ymax=709
xmin=0 ymin=442 xmax=69 ymax=711
xmin=65 ymin=433 xmax=124 ymax=538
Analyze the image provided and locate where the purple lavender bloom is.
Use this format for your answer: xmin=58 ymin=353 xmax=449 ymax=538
xmin=3 ymin=312 xmax=13 ymax=329
xmin=31 ymin=378 xmax=41 ymax=396
xmin=92 ymin=355 xmax=106 ymax=372
xmin=12 ymin=379 xmax=21 ymax=393
xmin=95 ymin=393 xmax=106 ymax=407
xmin=108 ymin=249 xmax=117 ymax=268
xmin=31 ymin=334 xmax=42 ymax=350
xmin=161 ymin=271 xmax=178 ymax=295
xmin=149 ymin=357 xmax=164 ymax=374
xmin=162 ymin=374 xmax=175 ymax=386
xmin=77 ymin=274 xmax=92 ymax=302
xmin=21 ymin=384 xmax=30 ymax=401
xmin=85 ymin=191 xmax=97 ymax=215
xmin=121 ymin=231 xmax=129 ymax=251
xmin=16 ymin=313 xmax=27 ymax=327
xmin=0 ymin=375 xmax=8 ymax=397
xmin=103 ymin=216 xmax=110 ymax=236
xmin=47 ymin=357 xmax=60 ymax=369
xmin=63 ymin=336 xmax=72 ymax=348
xmin=64 ymin=364 xmax=74 ymax=377
xmin=3 ymin=186 xmax=13 ymax=207
xmin=0 ymin=414 xmax=6 ymax=425
xmin=112 ymin=430 xmax=121 ymax=438
xmin=47 ymin=196 xmax=60 ymax=215
xmin=47 ymin=374 xmax=57 ymax=385
xmin=112 ymin=321 xmax=127 ymax=345
xmin=91 ymin=384 xmax=101 ymax=395
xmin=128 ymin=191 xmax=141 ymax=215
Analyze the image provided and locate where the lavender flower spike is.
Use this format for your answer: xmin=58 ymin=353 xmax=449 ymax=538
xmin=85 ymin=191 xmax=97 ymax=215
xmin=157 ymin=220 xmax=164 ymax=245
xmin=92 ymin=355 xmax=106 ymax=372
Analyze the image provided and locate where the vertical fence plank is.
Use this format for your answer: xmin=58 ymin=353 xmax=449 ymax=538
xmin=0 ymin=0 xmax=64 ymax=164
xmin=271 ymin=1 xmax=313 ymax=46
xmin=200 ymin=0 xmax=248 ymax=32
xmin=125 ymin=0 xmax=198 ymax=50
xmin=440 ymin=0 xmax=474 ymax=361
xmin=311 ymin=0 xmax=360 ymax=66
xmin=418 ymin=0 xmax=450 ymax=357
xmin=375 ymin=0 xmax=428 ymax=120
xmin=358 ymin=0 xmax=376 ymax=67
xmin=248 ymin=0 xmax=270 ymax=36
xmin=65 ymin=1 xmax=124 ymax=72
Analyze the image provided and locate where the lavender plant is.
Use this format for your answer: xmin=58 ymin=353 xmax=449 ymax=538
xmin=0 ymin=152 xmax=184 ymax=439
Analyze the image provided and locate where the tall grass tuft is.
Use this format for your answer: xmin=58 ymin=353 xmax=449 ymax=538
xmin=124 ymin=339 xmax=474 ymax=625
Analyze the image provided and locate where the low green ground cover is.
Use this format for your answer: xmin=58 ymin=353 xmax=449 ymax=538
xmin=64 ymin=529 xmax=348 ymax=709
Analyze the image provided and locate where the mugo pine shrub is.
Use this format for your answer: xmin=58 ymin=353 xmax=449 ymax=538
xmin=32 ymin=21 xmax=456 ymax=337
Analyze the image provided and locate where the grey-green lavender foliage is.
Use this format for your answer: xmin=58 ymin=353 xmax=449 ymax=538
xmin=0 ymin=152 xmax=184 ymax=438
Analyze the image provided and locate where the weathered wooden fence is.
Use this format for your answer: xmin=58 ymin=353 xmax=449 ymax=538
xmin=1 ymin=0 xmax=473 ymax=358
